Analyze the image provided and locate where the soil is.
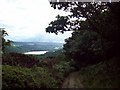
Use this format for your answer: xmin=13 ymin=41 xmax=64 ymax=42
xmin=61 ymin=72 xmax=84 ymax=88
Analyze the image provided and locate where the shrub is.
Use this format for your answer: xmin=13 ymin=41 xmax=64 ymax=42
xmin=2 ymin=53 xmax=39 ymax=68
xmin=2 ymin=65 xmax=57 ymax=89
xmin=79 ymin=57 xmax=120 ymax=88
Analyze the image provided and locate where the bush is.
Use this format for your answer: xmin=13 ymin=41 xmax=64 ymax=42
xmin=53 ymin=59 xmax=75 ymax=82
xmin=2 ymin=65 xmax=57 ymax=89
xmin=63 ymin=30 xmax=103 ymax=68
xmin=55 ymin=52 xmax=76 ymax=71
xmin=53 ymin=61 xmax=74 ymax=75
xmin=2 ymin=53 xmax=39 ymax=68
xmin=79 ymin=57 xmax=120 ymax=88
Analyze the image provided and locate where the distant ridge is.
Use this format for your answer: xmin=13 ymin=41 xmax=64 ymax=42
xmin=5 ymin=42 xmax=63 ymax=53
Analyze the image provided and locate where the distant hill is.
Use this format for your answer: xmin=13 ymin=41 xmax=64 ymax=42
xmin=5 ymin=42 xmax=63 ymax=53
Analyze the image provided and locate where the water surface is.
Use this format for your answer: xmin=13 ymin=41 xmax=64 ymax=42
xmin=24 ymin=51 xmax=48 ymax=55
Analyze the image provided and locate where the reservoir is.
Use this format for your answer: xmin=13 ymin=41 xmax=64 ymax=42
xmin=24 ymin=51 xmax=48 ymax=55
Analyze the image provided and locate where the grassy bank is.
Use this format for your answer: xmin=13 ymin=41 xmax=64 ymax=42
xmin=79 ymin=57 xmax=120 ymax=88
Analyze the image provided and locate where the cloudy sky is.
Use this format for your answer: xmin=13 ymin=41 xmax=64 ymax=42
xmin=0 ymin=0 xmax=72 ymax=43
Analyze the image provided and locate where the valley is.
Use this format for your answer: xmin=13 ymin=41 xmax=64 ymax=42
xmin=5 ymin=42 xmax=63 ymax=54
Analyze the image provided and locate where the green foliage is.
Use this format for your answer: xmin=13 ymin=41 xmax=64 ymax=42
xmin=54 ymin=52 xmax=75 ymax=74
xmin=2 ymin=65 xmax=58 ymax=89
xmin=40 ymin=49 xmax=63 ymax=59
xmin=79 ymin=57 xmax=120 ymax=88
xmin=41 ymin=53 xmax=75 ymax=86
xmin=53 ymin=60 xmax=74 ymax=75
xmin=3 ymin=53 xmax=39 ymax=68
xmin=2 ymin=49 xmax=75 ymax=88
xmin=46 ymin=2 xmax=120 ymax=67
xmin=46 ymin=2 xmax=110 ymax=34
xmin=2 ymin=65 xmax=35 ymax=89
xmin=46 ymin=15 xmax=69 ymax=34
xmin=45 ymin=3 xmax=120 ymax=87
xmin=28 ymin=67 xmax=57 ymax=88
xmin=0 ymin=28 xmax=12 ymax=52
xmin=64 ymin=30 xmax=102 ymax=67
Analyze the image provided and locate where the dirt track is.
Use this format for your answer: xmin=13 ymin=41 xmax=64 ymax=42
xmin=62 ymin=72 xmax=84 ymax=88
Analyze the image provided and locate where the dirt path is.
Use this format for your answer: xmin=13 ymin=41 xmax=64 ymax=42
xmin=62 ymin=72 xmax=84 ymax=88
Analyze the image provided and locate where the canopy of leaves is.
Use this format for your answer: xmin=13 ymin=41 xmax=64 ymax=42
xmin=64 ymin=30 xmax=104 ymax=67
xmin=46 ymin=2 xmax=120 ymax=41
xmin=46 ymin=2 xmax=120 ymax=67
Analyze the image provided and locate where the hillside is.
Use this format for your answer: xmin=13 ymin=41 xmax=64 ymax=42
xmin=4 ymin=42 xmax=63 ymax=53
xmin=78 ymin=57 xmax=120 ymax=88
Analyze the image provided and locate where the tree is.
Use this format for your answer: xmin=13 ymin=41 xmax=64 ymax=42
xmin=46 ymin=2 xmax=120 ymax=66
xmin=46 ymin=2 xmax=120 ymax=42
xmin=63 ymin=30 xmax=103 ymax=67
xmin=0 ymin=28 xmax=11 ymax=53
xmin=46 ymin=2 xmax=109 ymax=34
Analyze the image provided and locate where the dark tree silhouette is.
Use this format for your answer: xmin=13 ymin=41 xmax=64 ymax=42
xmin=46 ymin=2 xmax=120 ymax=67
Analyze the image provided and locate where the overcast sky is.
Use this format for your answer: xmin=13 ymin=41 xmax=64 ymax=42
xmin=0 ymin=0 xmax=72 ymax=43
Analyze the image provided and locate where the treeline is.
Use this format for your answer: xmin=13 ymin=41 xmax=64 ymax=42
xmin=46 ymin=2 xmax=120 ymax=68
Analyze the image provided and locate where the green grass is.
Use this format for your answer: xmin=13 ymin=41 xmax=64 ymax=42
xmin=79 ymin=57 xmax=120 ymax=88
